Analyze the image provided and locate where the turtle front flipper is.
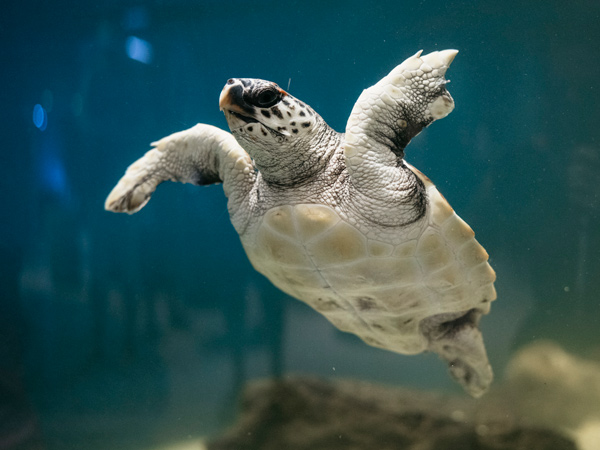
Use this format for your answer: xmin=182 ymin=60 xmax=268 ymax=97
xmin=105 ymin=123 xmax=254 ymax=214
xmin=344 ymin=50 xmax=457 ymax=184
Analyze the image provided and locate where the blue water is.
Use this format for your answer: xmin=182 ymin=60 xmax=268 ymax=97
xmin=2 ymin=1 xmax=599 ymax=448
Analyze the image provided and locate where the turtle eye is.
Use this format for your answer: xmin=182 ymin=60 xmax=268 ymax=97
xmin=253 ymin=89 xmax=280 ymax=108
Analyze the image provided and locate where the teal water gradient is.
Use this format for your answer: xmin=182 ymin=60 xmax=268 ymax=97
xmin=1 ymin=1 xmax=599 ymax=448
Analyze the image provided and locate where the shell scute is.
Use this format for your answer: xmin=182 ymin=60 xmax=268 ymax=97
xmin=372 ymin=285 xmax=433 ymax=315
xmin=319 ymin=270 xmax=369 ymax=291
xmin=340 ymin=257 xmax=423 ymax=290
xmin=425 ymin=263 xmax=462 ymax=293
xmin=307 ymin=221 xmax=368 ymax=266
xmin=368 ymin=240 xmax=394 ymax=257
xmin=274 ymin=267 xmax=327 ymax=290
xmin=352 ymin=296 xmax=381 ymax=312
xmin=459 ymin=239 xmax=490 ymax=266
xmin=294 ymin=204 xmax=340 ymax=241
xmin=311 ymin=296 xmax=344 ymax=313
xmin=263 ymin=205 xmax=296 ymax=237
xmin=392 ymin=239 xmax=417 ymax=258
xmin=429 ymin=189 xmax=454 ymax=226
xmin=469 ymin=262 xmax=497 ymax=285
xmin=441 ymin=214 xmax=475 ymax=246
xmin=476 ymin=285 xmax=497 ymax=309
xmin=416 ymin=229 xmax=453 ymax=271
xmin=324 ymin=311 xmax=365 ymax=333
xmin=255 ymin=226 xmax=306 ymax=266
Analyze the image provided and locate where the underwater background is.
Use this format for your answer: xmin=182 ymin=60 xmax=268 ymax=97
xmin=2 ymin=0 xmax=599 ymax=448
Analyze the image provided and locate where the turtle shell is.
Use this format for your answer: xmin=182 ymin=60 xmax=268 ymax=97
xmin=240 ymin=164 xmax=496 ymax=357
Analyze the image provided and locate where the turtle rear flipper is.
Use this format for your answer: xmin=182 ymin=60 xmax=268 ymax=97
xmin=421 ymin=309 xmax=493 ymax=398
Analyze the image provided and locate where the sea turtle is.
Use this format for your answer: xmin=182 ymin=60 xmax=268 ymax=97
xmin=105 ymin=50 xmax=497 ymax=397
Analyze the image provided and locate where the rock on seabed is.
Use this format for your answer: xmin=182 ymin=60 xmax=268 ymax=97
xmin=207 ymin=376 xmax=576 ymax=450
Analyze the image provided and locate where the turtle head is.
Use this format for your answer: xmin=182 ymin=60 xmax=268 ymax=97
xmin=220 ymin=78 xmax=338 ymax=186
xmin=220 ymin=78 xmax=319 ymax=145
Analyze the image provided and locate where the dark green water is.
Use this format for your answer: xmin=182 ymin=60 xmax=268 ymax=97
xmin=2 ymin=1 xmax=599 ymax=448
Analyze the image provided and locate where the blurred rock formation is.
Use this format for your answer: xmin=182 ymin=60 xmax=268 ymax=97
xmin=489 ymin=340 xmax=600 ymax=450
xmin=207 ymin=375 xmax=575 ymax=450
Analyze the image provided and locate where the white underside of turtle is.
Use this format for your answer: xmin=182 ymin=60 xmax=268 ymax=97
xmin=105 ymin=50 xmax=497 ymax=397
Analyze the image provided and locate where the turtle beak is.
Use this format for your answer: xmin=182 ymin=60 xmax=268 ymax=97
xmin=219 ymin=79 xmax=257 ymax=118
xmin=219 ymin=79 xmax=262 ymax=131
xmin=219 ymin=80 xmax=240 ymax=112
